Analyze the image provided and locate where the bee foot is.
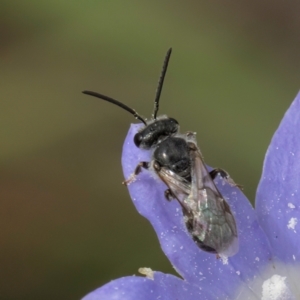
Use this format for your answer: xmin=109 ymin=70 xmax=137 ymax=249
xmin=122 ymin=174 xmax=137 ymax=186
xmin=164 ymin=189 xmax=175 ymax=201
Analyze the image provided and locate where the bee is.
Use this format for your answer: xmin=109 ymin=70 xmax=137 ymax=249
xmin=82 ymin=48 xmax=238 ymax=257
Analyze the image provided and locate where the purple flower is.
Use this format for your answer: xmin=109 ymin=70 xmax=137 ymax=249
xmin=83 ymin=92 xmax=300 ymax=300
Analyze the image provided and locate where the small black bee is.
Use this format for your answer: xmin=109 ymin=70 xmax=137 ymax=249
xmin=83 ymin=48 xmax=238 ymax=257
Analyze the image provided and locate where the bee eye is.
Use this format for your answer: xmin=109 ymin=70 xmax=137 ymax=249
xmin=134 ymin=133 xmax=143 ymax=147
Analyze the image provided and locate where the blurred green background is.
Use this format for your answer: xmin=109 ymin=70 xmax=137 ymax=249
xmin=1 ymin=1 xmax=300 ymax=299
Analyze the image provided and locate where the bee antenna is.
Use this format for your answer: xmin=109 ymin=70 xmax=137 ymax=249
xmin=152 ymin=48 xmax=172 ymax=120
xmin=82 ymin=90 xmax=147 ymax=125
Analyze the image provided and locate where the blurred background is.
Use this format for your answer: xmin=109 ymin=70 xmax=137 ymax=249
xmin=1 ymin=1 xmax=300 ymax=299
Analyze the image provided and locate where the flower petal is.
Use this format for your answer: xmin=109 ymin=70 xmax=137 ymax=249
xmin=122 ymin=124 xmax=273 ymax=298
xmin=82 ymin=271 xmax=227 ymax=300
xmin=256 ymin=91 xmax=300 ymax=263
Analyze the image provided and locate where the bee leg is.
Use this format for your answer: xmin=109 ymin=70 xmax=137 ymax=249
xmin=164 ymin=189 xmax=175 ymax=201
xmin=209 ymin=168 xmax=229 ymax=180
xmin=123 ymin=162 xmax=150 ymax=186
xmin=209 ymin=168 xmax=243 ymax=189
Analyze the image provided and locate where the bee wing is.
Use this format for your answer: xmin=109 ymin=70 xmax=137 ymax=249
xmin=190 ymin=146 xmax=222 ymax=197
xmin=155 ymin=145 xmax=238 ymax=257
xmin=188 ymin=146 xmax=238 ymax=256
xmin=156 ymin=166 xmax=191 ymax=207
